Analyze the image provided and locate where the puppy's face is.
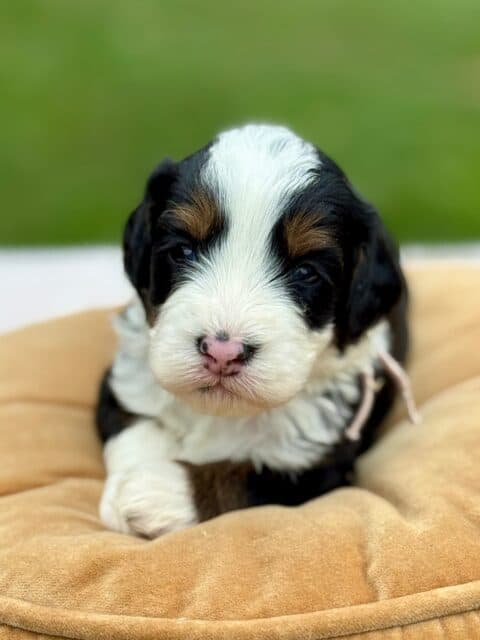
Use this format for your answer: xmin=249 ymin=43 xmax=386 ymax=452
xmin=124 ymin=125 xmax=402 ymax=416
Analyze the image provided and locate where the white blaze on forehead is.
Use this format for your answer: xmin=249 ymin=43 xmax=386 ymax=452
xmin=202 ymin=124 xmax=321 ymax=243
xmin=197 ymin=124 xmax=323 ymax=325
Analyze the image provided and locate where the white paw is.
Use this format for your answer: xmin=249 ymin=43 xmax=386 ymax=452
xmin=100 ymin=462 xmax=197 ymax=539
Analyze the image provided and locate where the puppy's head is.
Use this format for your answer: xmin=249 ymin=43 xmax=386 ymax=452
xmin=124 ymin=125 xmax=403 ymax=416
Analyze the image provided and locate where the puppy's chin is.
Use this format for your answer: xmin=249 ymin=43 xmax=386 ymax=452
xmin=177 ymin=390 xmax=269 ymax=418
xmin=158 ymin=377 xmax=295 ymax=418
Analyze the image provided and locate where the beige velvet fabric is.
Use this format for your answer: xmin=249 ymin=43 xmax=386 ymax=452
xmin=0 ymin=263 xmax=479 ymax=639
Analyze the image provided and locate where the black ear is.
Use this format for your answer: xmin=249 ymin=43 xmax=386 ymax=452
xmin=337 ymin=213 xmax=404 ymax=347
xmin=123 ymin=159 xmax=177 ymax=297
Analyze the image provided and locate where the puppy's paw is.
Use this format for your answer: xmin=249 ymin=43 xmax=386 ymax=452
xmin=100 ymin=462 xmax=197 ymax=539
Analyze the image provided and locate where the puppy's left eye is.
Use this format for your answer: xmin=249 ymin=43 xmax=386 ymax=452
xmin=290 ymin=263 xmax=320 ymax=285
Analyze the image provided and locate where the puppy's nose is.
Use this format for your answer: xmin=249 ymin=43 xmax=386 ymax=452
xmin=197 ymin=333 xmax=255 ymax=376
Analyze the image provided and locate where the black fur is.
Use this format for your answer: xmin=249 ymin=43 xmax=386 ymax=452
xmin=270 ymin=150 xmax=405 ymax=348
xmin=123 ymin=159 xmax=178 ymax=305
xmin=123 ymin=146 xmax=228 ymax=313
xmin=247 ymin=444 xmax=356 ymax=507
xmin=336 ymin=218 xmax=404 ymax=348
xmin=96 ymin=369 xmax=137 ymax=443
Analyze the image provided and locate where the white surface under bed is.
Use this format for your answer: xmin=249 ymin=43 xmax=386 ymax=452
xmin=1 ymin=244 xmax=479 ymax=335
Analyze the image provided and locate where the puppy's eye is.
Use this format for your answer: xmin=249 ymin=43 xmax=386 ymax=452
xmin=290 ymin=263 xmax=320 ymax=285
xmin=168 ymin=243 xmax=197 ymax=265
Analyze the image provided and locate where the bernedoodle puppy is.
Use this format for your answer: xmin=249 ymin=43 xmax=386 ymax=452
xmin=96 ymin=123 xmax=418 ymax=539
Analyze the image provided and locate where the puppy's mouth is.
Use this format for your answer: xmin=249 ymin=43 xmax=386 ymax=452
xmin=194 ymin=380 xmax=269 ymax=417
xmin=199 ymin=384 xmax=235 ymax=400
xmin=195 ymin=373 xmax=262 ymax=405
xmin=158 ymin=364 xmax=288 ymax=416
xmin=198 ymin=378 xmax=240 ymax=398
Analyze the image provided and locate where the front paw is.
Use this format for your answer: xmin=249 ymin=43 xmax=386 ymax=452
xmin=100 ymin=462 xmax=197 ymax=539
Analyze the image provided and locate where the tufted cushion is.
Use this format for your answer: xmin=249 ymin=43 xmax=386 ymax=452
xmin=0 ymin=263 xmax=479 ymax=639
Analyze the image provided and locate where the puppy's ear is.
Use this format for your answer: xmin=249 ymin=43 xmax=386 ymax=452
xmin=123 ymin=159 xmax=177 ymax=297
xmin=337 ymin=209 xmax=404 ymax=347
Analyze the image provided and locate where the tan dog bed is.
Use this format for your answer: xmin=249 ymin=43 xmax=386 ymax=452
xmin=0 ymin=263 xmax=479 ymax=639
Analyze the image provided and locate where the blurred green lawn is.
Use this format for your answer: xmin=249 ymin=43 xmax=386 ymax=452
xmin=1 ymin=1 xmax=479 ymax=245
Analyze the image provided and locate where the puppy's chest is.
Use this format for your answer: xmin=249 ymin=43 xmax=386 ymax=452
xmin=161 ymin=384 xmax=358 ymax=472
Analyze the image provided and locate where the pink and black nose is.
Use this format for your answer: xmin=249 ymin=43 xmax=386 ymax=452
xmin=197 ymin=332 xmax=257 ymax=376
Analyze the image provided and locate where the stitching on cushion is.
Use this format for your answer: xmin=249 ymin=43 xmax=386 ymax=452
xmin=1 ymin=582 xmax=480 ymax=639
xmin=2 ymin=606 xmax=480 ymax=640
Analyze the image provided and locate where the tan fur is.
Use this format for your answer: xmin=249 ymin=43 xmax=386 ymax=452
xmin=170 ymin=193 xmax=221 ymax=240
xmin=284 ymin=211 xmax=333 ymax=256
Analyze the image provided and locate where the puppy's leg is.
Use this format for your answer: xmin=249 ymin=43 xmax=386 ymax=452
xmin=101 ymin=430 xmax=353 ymax=537
xmin=100 ymin=420 xmax=198 ymax=538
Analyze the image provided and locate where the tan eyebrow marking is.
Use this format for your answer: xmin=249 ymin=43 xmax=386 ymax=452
xmin=284 ymin=211 xmax=333 ymax=257
xmin=169 ymin=192 xmax=221 ymax=241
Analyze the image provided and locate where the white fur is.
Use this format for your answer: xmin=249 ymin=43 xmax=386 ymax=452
xmin=204 ymin=124 xmax=320 ymax=235
xmin=100 ymin=420 xmax=197 ymax=538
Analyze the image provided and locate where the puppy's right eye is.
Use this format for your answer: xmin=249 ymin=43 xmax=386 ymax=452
xmin=168 ymin=243 xmax=197 ymax=265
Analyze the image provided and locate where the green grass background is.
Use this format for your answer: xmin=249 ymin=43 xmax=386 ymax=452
xmin=1 ymin=1 xmax=479 ymax=245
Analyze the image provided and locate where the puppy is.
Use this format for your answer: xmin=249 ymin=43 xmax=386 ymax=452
xmin=97 ymin=124 xmax=410 ymax=539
